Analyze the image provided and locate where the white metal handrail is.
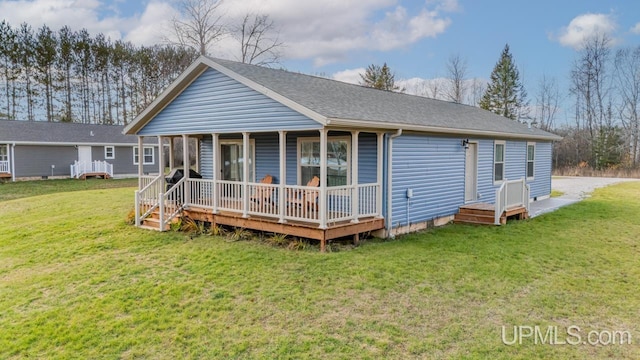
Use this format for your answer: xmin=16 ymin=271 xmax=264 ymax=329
xmin=494 ymin=178 xmax=530 ymax=224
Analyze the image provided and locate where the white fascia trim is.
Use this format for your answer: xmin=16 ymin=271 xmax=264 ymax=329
xmin=327 ymin=118 xmax=563 ymax=141
xmin=137 ymin=126 xmax=323 ymax=137
xmin=201 ymin=57 xmax=328 ymax=126
xmin=8 ymin=141 xmax=152 ymax=147
xmin=123 ymin=59 xmax=209 ymax=135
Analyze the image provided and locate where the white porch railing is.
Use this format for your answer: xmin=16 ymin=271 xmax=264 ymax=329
xmin=495 ymin=178 xmax=530 ymax=224
xmin=136 ymin=178 xmax=382 ymax=231
xmin=70 ymin=160 xmax=113 ymax=179
xmin=0 ymin=160 xmax=9 ymax=173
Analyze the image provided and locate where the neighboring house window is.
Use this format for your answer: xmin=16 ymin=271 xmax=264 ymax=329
xmin=298 ymin=137 xmax=350 ymax=186
xmin=494 ymin=141 xmax=505 ymax=182
xmin=133 ymin=146 xmax=155 ymax=165
xmin=527 ymin=142 xmax=535 ymax=179
xmin=104 ymin=146 xmax=115 ymax=159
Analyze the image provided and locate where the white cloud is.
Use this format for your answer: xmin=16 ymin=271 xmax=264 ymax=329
xmin=0 ymin=0 xmax=129 ymax=40
xmin=631 ymin=22 xmax=640 ymax=34
xmin=124 ymin=1 xmax=177 ymax=45
xmin=332 ymin=67 xmax=366 ymax=85
xmin=0 ymin=0 xmax=456 ymax=66
xmin=554 ymin=13 xmax=617 ymax=49
xmin=216 ymin=0 xmax=456 ymax=66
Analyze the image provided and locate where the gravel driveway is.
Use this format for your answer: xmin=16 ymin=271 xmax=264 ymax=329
xmin=552 ymin=176 xmax=639 ymax=200
xmin=528 ymin=176 xmax=639 ymax=217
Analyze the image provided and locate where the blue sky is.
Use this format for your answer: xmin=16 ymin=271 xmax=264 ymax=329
xmin=2 ymin=0 xmax=640 ymax=122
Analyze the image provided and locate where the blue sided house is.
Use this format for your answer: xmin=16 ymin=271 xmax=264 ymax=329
xmin=124 ymin=56 xmax=561 ymax=251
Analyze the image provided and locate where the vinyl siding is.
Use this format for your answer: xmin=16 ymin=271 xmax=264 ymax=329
xmin=14 ymin=145 xmax=77 ymax=177
xmin=528 ymin=141 xmax=552 ymax=199
xmin=391 ymin=134 xmax=465 ymax=228
xmin=138 ymin=68 xmax=322 ymax=136
xmin=199 ymin=131 xmax=378 ymax=186
xmin=478 ymin=139 xmax=552 ymax=203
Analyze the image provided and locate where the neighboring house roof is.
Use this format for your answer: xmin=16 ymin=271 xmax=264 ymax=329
xmin=125 ymin=56 xmax=561 ymax=141
xmin=0 ymin=120 xmax=155 ymax=145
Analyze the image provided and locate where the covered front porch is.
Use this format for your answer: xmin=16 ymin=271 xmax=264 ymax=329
xmin=134 ymin=129 xmax=385 ymax=250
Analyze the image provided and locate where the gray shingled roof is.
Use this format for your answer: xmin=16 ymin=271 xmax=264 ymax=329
xmin=0 ymin=120 xmax=153 ymax=144
xmin=211 ymin=57 xmax=559 ymax=140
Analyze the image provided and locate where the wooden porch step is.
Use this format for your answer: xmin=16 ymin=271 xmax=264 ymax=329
xmin=141 ymin=217 xmax=170 ymax=231
xmin=454 ymin=203 xmax=528 ymax=226
xmin=454 ymin=213 xmax=496 ymax=224
xmin=79 ymin=172 xmax=111 ymax=180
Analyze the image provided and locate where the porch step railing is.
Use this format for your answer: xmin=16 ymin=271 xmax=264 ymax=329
xmin=135 ymin=174 xmax=164 ymax=228
xmin=0 ymin=160 xmax=9 ymax=173
xmin=70 ymin=160 xmax=113 ymax=179
xmin=495 ymin=178 xmax=530 ymax=224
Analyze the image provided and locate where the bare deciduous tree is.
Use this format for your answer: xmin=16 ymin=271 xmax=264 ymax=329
xmin=445 ymin=54 xmax=467 ymax=103
xmin=535 ymin=74 xmax=561 ymax=131
xmin=614 ymin=46 xmax=640 ymax=166
xmin=466 ymin=78 xmax=486 ymax=107
xmin=235 ymin=13 xmax=282 ymax=66
xmin=570 ymin=33 xmax=614 ymax=167
xmin=170 ymin=0 xmax=226 ymax=56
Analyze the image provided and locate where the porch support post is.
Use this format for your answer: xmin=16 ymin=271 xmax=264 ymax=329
xmin=376 ymin=132 xmax=384 ymax=217
xmin=10 ymin=143 xmax=16 ymax=182
xmin=168 ymin=137 xmax=174 ymax=170
xmin=182 ymin=134 xmax=190 ymax=206
xmin=319 ymin=129 xmax=327 ymax=229
xmin=194 ymin=137 xmax=200 ymax=173
xmin=351 ymin=130 xmax=359 ymax=223
xmin=242 ymin=132 xmax=250 ymax=218
xmin=278 ymin=130 xmax=287 ymax=223
xmin=212 ymin=133 xmax=219 ymax=214
xmin=157 ymin=136 xmax=164 ymax=176
xmin=137 ymin=136 xmax=143 ymax=189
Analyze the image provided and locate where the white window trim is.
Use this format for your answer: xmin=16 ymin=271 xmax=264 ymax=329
xmin=526 ymin=142 xmax=535 ymax=180
xmin=133 ymin=146 xmax=155 ymax=165
xmin=104 ymin=145 xmax=115 ymax=160
xmin=218 ymin=139 xmax=256 ymax=182
xmin=297 ymin=136 xmax=351 ymax=186
xmin=494 ymin=140 xmax=506 ymax=184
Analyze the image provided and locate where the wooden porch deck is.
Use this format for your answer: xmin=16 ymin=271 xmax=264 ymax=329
xmin=0 ymin=172 xmax=11 ymax=179
xmin=183 ymin=205 xmax=384 ymax=252
xmin=79 ymin=172 xmax=111 ymax=180
xmin=454 ymin=203 xmax=528 ymax=225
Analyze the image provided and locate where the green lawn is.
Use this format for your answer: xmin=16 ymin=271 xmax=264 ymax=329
xmin=1 ymin=183 xmax=639 ymax=359
xmin=0 ymin=178 xmax=138 ymax=202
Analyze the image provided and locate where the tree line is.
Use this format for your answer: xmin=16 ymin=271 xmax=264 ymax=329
xmin=0 ymin=21 xmax=198 ymax=125
xmin=361 ymin=39 xmax=640 ymax=171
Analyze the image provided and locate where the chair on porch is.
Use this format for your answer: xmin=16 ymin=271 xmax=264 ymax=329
xmin=251 ymin=174 xmax=274 ymax=205
xmin=287 ymin=176 xmax=320 ymax=216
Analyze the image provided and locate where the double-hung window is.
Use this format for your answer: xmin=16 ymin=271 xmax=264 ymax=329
xmin=299 ymin=137 xmax=349 ymax=186
xmin=133 ymin=146 xmax=154 ymax=165
xmin=104 ymin=146 xmax=115 ymax=160
xmin=494 ymin=141 xmax=505 ymax=182
xmin=526 ymin=142 xmax=535 ymax=179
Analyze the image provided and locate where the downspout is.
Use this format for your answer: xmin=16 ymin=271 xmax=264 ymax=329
xmin=11 ymin=142 xmax=16 ymax=182
xmin=385 ymin=129 xmax=402 ymax=238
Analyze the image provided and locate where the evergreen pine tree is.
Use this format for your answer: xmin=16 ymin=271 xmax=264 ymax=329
xmin=359 ymin=62 xmax=403 ymax=92
xmin=479 ymin=44 xmax=528 ymax=120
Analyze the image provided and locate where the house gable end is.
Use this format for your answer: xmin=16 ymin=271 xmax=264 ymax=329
xmin=137 ymin=67 xmax=322 ymax=136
